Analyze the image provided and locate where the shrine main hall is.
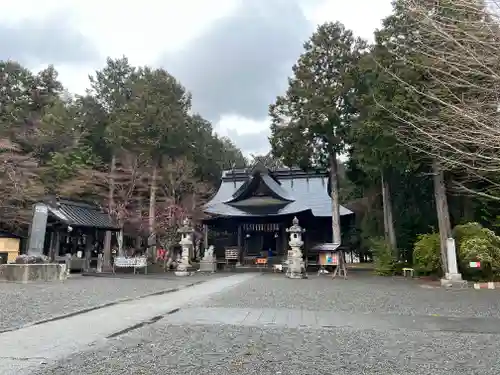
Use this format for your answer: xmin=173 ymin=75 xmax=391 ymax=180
xmin=202 ymin=163 xmax=354 ymax=266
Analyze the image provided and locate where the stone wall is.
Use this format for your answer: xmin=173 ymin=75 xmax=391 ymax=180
xmin=0 ymin=263 xmax=67 ymax=283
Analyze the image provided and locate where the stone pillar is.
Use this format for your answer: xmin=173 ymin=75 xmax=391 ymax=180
xmin=286 ymin=217 xmax=307 ymax=279
xmin=27 ymin=203 xmax=49 ymax=258
xmin=441 ymin=237 xmax=462 ymax=284
xmin=175 ymin=218 xmax=194 ymax=276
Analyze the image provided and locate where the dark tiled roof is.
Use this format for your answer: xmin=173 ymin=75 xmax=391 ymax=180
xmin=0 ymin=231 xmax=22 ymax=238
xmin=229 ymin=174 xmax=294 ymax=203
xmin=260 ymin=174 xmax=294 ymax=201
xmin=204 ymin=167 xmax=353 ymax=218
xmin=47 ymin=199 xmax=120 ymax=230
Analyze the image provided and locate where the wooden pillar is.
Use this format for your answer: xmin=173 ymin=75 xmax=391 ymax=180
xmin=53 ymin=231 xmax=61 ymax=261
xmin=203 ymin=224 xmax=208 ymax=250
xmin=281 ymin=223 xmax=287 ymax=254
xmin=84 ymin=232 xmax=94 ymax=273
xmin=304 ymin=230 xmax=308 ymax=266
xmin=50 ymin=228 xmax=61 ymax=262
xmin=71 ymin=235 xmax=78 ymax=256
xmin=48 ymin=231 xmax=55 ymax=262
xmin=237 ymin=224 xmax=242 ymax=265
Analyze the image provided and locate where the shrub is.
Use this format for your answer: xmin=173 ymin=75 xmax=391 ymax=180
xmin=370 ymin=237 xmax=396 ymax=276
xmin=453 ymin=222 xmax=500 ymax=280
xmin=413 ymin=233 xmax=441 ymax=275
xmin=452 ymin=222 xmax=485 ymax=246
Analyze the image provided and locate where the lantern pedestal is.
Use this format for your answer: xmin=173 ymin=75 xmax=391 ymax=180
xmin=286 ymin=217 xmax=307 ymax=279
xmin=175 ymin=219 xmax=195 ymax=277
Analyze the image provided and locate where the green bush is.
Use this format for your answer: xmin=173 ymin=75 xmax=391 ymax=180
xmin=452 ymin=222 xmax=485 ymax=246
xmin=370 ymin=237 xmax=396 ymax=276
xmin=413 ymin=233 xmax=441 ymax=275
xmin=453 ymin=222 xmax=500 ymax=280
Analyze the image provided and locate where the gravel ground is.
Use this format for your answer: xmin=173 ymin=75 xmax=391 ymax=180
xmin=202 ymin=273 xmax=500 ymax=318
xmin=34 ymin=323 xmax=500 ymax=375
xmin=0 ymin=274 xmax=223 ymax=331
xmin=15 ymin=273 xmax=500 ymax=374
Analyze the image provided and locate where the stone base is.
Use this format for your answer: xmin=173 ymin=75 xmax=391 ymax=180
xmin=175 ymin=263 xmax=195 ymax=276
xmin=174 ymin=270 xmax=192 ymax=276
xmin=286 ymin=267 xmax=307 ymax=279
xmin=199 ymin=260 xmax=216 ymax=273
xmin=286 ymin=255 xmax=306 ymax=279
xmin=286 ymin=272 xmax=307 ymax=279
xmin=445 ymin=272 xmax=463 ymax=281
xmin=0 ymin=263 xmax=67 ymax=283
xmin=441 ymin=273 xmax=467 ymax=288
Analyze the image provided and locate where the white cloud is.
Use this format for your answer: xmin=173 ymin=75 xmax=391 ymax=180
xmin=218 ymin=115 xmax=270 ymax=135
xmin=0 ymin=0 xmax=393 ymax=154
xmin=2 ymin=0 xmax=237 ymax=94
xmin=217 ymin=115 xmax=271 ymax=156
xmin=306 ymin=0 xmax=393 ymax=41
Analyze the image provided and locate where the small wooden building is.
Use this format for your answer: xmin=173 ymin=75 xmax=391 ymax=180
xmin=0 ymin=231 xmax=22 ymax=263
xmin=39 ymin=198 xmax=120 ymax=270
xmin=202 ymin=163 xmax=354 ymax=266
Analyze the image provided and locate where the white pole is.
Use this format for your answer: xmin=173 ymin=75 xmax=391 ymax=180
xmin=445 ymin=237 xmax=462 ymax=281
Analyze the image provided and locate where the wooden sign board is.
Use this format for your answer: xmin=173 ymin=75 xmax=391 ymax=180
xmin=319 ymin=252 xmax=338 ymax=266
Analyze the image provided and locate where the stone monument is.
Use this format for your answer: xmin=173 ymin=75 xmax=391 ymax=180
xmin=441 ymin=237 xmax=465 ymax=287
xmin=286 ymin=217 xmax=307 ymax=279
xmin=175 ymin=218 xmax=195 ymax=276
xmin=199 ymin=245 xmax=216 ymax=273
xmin=0 ymin=203 xmax=67 ymax=283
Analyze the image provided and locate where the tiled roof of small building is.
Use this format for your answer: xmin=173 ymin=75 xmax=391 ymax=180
xmin=46 ymin=199 xmax=120 ymax=230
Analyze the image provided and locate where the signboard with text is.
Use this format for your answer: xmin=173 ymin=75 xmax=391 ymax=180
xmin=319 ymin=252 xmax=339 ymax=266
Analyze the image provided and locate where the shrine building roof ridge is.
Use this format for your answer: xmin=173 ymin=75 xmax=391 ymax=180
xmin=221 ymin=166 xmax=328 ymax=182
xmin=204 ymin=165 xmax=353 ymax=218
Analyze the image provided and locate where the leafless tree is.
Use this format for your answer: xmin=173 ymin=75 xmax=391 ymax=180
xmin=0 ymin=139 xmax=44 ymax=228
xmin=62 ymin=153 xmax=149 ymax=230
xmin=378 ymin=0 xmax=500 ymax=199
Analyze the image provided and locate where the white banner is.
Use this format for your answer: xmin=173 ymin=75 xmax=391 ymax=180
xmin=115 ymin=256 xmax=147 ymax=268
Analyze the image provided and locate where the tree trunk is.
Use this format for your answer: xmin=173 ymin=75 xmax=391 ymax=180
xmin=432 ymin=160 xmax=451 ymax=274
xmin=329 ymin=153 xmax=342 ymax=244
xmin=148 ymin=163 xmax=158 ymax=260
xmin=380 ymin=169 xmax=397 ymax=254
xmin=103 ymin=154 xmax=116 ymax=268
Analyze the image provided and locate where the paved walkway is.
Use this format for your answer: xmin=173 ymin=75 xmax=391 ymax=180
xmin=0 ymin=274 xmax=257 ymax=375
xmin=0 ymin=274 xmax=223 ymax=332
xmin=163 ymin=306 xmax=500 ymax=334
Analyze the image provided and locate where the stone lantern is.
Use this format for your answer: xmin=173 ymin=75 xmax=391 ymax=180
xmin=286 ymin=216 xmax=307 ymax=279
xmin=175 ymin=218 xmax=194 ymax=276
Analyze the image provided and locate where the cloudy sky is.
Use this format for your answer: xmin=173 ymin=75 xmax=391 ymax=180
xmin=0 ymin=0 xmax=392 ymax=156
